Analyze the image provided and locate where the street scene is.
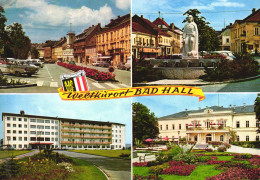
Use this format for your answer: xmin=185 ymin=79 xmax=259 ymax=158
xmin=0 ymin=0 xmax=131 ymax=93
xmin=132 ymin=0 xmax=260 ymax=92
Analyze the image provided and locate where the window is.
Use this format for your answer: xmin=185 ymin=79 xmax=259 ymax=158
xmin=24 ymin=118 xmax=27 ymax=122
xmin=179 ymin=124 xmax=181 ymax=129
xmin=30 ymin=119 xmax=36 ymax=122
xmin=24 ymin=125 xmax=27 ymax=128
xmin=256 ymin=136 xmax=259 ymax=141
xmin=220 ymin=135 xmax=224 ymax=142
xmin=13 ymin=130 xmax=16 ymax=134
xmin=51 ymin=132 xmax=54 ymax=135
xmin=166 ymin=125 xmax=168 ymax=130
xmin=30 ymin=125 xmax=36 ymax=128
xmin=19 ymin=124 xmax=22 ymax=128
xmin=51 ymin=120 xmax=54 ymax=123
xmin=51 ymin=126 xmax=54 ymax=129
xmin=45 ymin=126 xmax=50 ymax=129
xmin=45 ymin=132 xmax=50 ymax=135
xmin=30 ymin=131 xmax=36 ymax=135
xmin=255 ymin=27 xmax=259 ymax=35
xmin=236 ymin=121 xmax=240 ymax=128
xmin=37 ymin=119 xmax=44 ymax=123
xmin=7 ymin=123 xmax=11 ymax=127
xmin=24 ymin=131 xmax=27 ymax=134
xmin=19 ymin=137 xmax=22 ymax=141
xmin=237 ymin=135 xmax=240 ymax=141
xmin=13 ymin=124 xmax=16 ymax=127
xmin=55 ymin=132 xmax=58 ymax=135
xmin=226 ymin=38 xmax=229 ymax=43
xmin=256 ymin=121 xmax=260 ymax=127
xmin=19 ymin=131 xmax=22 ymax=134
xmin=37 ymin=125 xmax=44 ymax=129
xmin=55 ymin=121 xmax=58 ymax=124
xmin=13 ymin=137 xmax=16 ymax=141
xmin=172 ymin=124 xmax=175 ymax=130
xmin=246 ymin=121 xmax=249 ymax=127
xmin=160 ymin=125 xmax=162 ymax=130
xmin=51 ymin=138 xmax=54 ymax=141
xmin=55 ymin=126 xmax=58 ymax=129
xmin=30 ymin=137 xmax=36 ymax=141
xmin=24 ymin=137 xmax=27 ymax=141
xmin=45 ymin=120 xmax=50 ymax=123
xmin=13 ymin=117 xmax=16 ymax=121
xmin=7 ymin=117 xmax=10 ymax=121
xmin=246 ymin=136 xmax=249 ymax=141
xmin=13 ymin=145 xmax=16 ymax=148
xmin=24 ymin=145 xmax=27 ymax=148
xmin=7 ymin=130 xmax=11 ymax=134
xmin=18 ymin=118 xmax=22 ymax=121
xmin=19 ymin=145 xmax=22 ymax=148
xmin=55 ymin=138 xmax=58 ymax=141
xmin=45 ymin=138 xmax=50 ymax=141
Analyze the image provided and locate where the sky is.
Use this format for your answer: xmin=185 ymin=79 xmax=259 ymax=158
xmin=0 ymin=0 xmax=130 ymax=43
xmin=0 ymin=94 xmax=132 ymax=144
xmin=132 ymin=0 xmax=259 ymax=30
xmin=133 ymin=93 xmax=258 ymax=118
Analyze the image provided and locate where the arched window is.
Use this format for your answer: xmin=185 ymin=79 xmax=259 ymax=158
xmin=194 ymin=135 xmax=198 ymax=141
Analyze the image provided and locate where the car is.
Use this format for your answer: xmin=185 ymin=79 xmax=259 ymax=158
xmin=117 ymin=57 xmax=131 ymax=70
xmin=31 ymin=59 xmax=44 ymax=68
xmin=211 ymin=51 xmax=235 ymax=60
xmin=92 ymin=61 xmax=101 ymax=66
xmin=69 ymin=60 xmax=76 ymax=65
xmin=99 ymin=60 xmax=110 ymax=67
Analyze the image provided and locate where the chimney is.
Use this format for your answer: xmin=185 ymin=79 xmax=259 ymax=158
xmin=230 ymin=23 xmax=232 ymax=26
xmin=170 ymin=23 xmax=175 ymax=30
xmin=252 ymin=8 xmax=256 ymax=14
xmin=110 ymin=19 xmax=113 ymax=23
xmin=118 ymin=15 xmax=120 ymax=19
xmin=141 ymin=15 xmax=143 ymax=18
xmin=20 ymin=110 xmax=25 ymax=116
xmin=162 ymin=18 xmax=164 ymax=21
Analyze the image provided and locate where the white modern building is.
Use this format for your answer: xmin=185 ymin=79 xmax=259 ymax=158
xmin=158 ymin=105 xmax=259 ymax=145
xmin=2 ymin=111 xmax=125 ymax=150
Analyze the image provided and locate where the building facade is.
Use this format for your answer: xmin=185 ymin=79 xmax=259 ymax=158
xmin=62 ymin=31 xmax=75 ymax=62
xmin=158 ymin=105 xmax=259 ymax=145
xmin=2 ymin=111 xmax=125 ymax=150
xmin=52 ymin=37 xmax=66 ymax=61
xmin=96 ymin=14 xmax=131 ymax=66
xmin=219 ymin=26 xmax=231 ymax=51
xmin=230 ymin=8 xmax=260 ymax=53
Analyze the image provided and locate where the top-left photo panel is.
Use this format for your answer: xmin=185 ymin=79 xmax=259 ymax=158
xmin=0 ymin=0 xmax=131 ymax=93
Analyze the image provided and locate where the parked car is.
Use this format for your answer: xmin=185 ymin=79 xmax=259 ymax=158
xmin=92 ymin=61 xmax=101 ymax=66
xmin=117 ymin=57 xmax=131 ymax=70
xmin=0 ymin=59 xmax=39 ymax=76
xmin=31 ymin=59 xmax=44 ymax=68
xmin=211 ymin=51 xmax=235 ymax=60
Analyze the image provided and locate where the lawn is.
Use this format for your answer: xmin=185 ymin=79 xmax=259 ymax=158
xmin=70 ymin=149 xmax=131 ymax=159
xmin=68 ymin=158 xmax=107 ymax=180
xmin=0 ymin=150 xmax=31 ymax=159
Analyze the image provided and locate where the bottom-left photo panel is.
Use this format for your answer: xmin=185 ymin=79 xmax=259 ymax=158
xmin=0 ymin=94 xmax=132 ymax=180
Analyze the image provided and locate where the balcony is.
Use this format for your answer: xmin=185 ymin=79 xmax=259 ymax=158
xmin=61 ymin=135 xmax=112 ymax=139
xmin=61 ymin=129 xmax=112 ymax=134
xmin=61 ymin=123 xmax=112 ymax=129
xmin=186 ymin=126 xmax=230 ymax=133
xmin=61 ymin=141 xmax=112 ymax=145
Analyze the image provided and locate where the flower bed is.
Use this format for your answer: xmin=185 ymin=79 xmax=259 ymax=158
xmin=161 ymin=162 xmax=196 ymax=176
xmin=249 ymin=158 xmax=260 ymax=166
xmin=57 ymin=62 xmax=116 ymax=81
xmin=206 ymin=160 xmax=228 ymax=165
xmin=133 ymin=162 xmax=148 ymax=167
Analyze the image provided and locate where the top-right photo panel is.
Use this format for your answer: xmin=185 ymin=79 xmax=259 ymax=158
xmin=132 ymin=0 xmax=260 ymax=92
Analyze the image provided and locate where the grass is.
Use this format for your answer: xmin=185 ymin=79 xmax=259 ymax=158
xmin=0 ymin=150 xmax=31 ymax=159
xmin=69 ymin=158 xmax=107 ymax=180
xmin=160 ymin=165 xmax=223 ymax=180
xmin=133 ymin=167 xmax=150 ymax=176
xmin=69 ymin=149 xmax=131 ymax=159
xmin=216 ymin=156 xmax=234 ymax=161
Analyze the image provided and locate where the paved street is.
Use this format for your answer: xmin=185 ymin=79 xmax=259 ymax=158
xmin=201 ymin=77 xmax=260 ymax=92
xmin=56 ymin=150 xmax=131 ymax=180
xmin=0 ymin=64 xmax=130 ymax=93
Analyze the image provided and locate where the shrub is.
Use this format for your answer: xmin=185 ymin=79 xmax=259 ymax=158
xmin=217 ymin=147 xmax=227 ymax=152
xmin=197 ymin=156 xmax=212 ymax=162
xmin=149 ymin=163 xmax=169 ymax=175
xmin=133 ymin=162 xmax=148 ymax=167
xmin=206 ymin=160 xmax=228 ymax=165
xmin=133 ymin=175 xmax=163 ymax=180
xmin=206 ymin=148 xmax=213 ymax=152
xmin=173 ymin=154 xmax=198 ymax=164
xmin=249 ymin=159 xmax=260 ymax=166
xmin=120 ymin=153 xmax=130 ymax=158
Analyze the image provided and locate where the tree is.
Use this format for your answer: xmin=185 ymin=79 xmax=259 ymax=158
xmin=6 ymin=23 xmax=31 ymax=59
xmin=254 ymin=95 xmax=260 ymax=133
xmin=133 ymin=102 xmax=159 ymax=145
xmin=31 ymin=47 xmax=39 ymax=59
xmin=0 ymin=6 xmax=7 ymax=57
xmin=183 ymin=9 xmax=220 ymax=52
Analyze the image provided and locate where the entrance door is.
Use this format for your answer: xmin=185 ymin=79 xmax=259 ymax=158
xmin=206 ymin=134 xmax=212 ymax=143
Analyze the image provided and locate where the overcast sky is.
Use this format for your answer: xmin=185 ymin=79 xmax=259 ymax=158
xmin=133 ymin=93 xmax=258 ymax=118
xmin=0 ymin=94 xmax=132 ymax=144
xmin=0 ymin=0 xmax=130 ymax=43
xmin=132 ymin=0 xmax=259 ymax=30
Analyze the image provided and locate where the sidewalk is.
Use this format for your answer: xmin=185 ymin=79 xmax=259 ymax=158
xmin=1 ymin=150 xmax=39 ymax=163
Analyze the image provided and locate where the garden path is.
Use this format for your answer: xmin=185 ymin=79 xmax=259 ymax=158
xmin=1 ymin=150 xmax=39 ymax=163
xmin=227 ymin=145 xmax=260 ymax=155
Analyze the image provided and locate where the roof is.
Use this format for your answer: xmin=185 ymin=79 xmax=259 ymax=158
xmin=75 ymin=24 xmax=100 ymax=42
xmin=54 ymin=37 xmax=66 ymax=47
xmin=159 ymin=105 xmax=254 ymax=119
xmin=243 ymin=8 xmax=260 ymax=22
xmin=153 ymin=17 xmax=170 ymax=29
xmin=105 ymin=14 xmax=130 ymax=28
xmin=2 ymin=112 xmax=125 ymax=126
xmin=132 ymin=22 xmax=154 ymax=35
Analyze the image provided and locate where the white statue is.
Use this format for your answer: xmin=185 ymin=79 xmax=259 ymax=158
xmin=182 ymin=15 xmax=199 ymax=59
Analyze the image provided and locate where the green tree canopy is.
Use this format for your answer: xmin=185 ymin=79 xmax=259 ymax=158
xmin=133 ymin=102 xmax=159 ymax=144
xmin=183 ymin=9 xmax=220 ymax=52
xmin=5 ymin=22 xmax=31 ymax=59
xmin=31 ymin=47 xmax=39 ymax=59
xmin=254 ymin=95 xmax=260 ymax=133
xmin=0 ymin=6 xmax=7 ymax=57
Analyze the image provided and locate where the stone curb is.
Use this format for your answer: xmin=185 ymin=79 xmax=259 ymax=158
xmin=0 ymin=83 xmax=37 ymax=89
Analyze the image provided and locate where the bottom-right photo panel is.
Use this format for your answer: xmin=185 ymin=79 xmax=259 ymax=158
xmin=132 ymin=93 xmax=260 ymax=180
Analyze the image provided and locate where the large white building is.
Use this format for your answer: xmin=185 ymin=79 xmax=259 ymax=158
xmin=158 ymin=105 xmax=259 ymax=145
xmin=2 ymin=111 xmax=125 ymax=150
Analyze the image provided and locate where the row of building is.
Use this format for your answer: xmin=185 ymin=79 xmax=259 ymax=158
xmin=158 ymin=104 xmax=259 ymax=145
xmin=219 ymin=8 xmax=260 ymax=54
xmin=132 ymin=15 xmax=183 ymax=59
xmin=34 ymin=14 xmax=130 ymax=66
xmin=2 ymin=111 xmax=125 ymax=150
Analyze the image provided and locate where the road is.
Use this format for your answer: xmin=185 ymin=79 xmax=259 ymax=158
xmin=0 ymin=64 xmax=131 ymax=93
xmin=201 ymin=77 xmax=260 ymax=92
xmin=56 ymin=150 xmax=131 ymax=180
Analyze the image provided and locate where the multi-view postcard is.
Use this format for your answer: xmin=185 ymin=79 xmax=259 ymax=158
xmin=0 ymin=0 xmax=260 ymax=180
